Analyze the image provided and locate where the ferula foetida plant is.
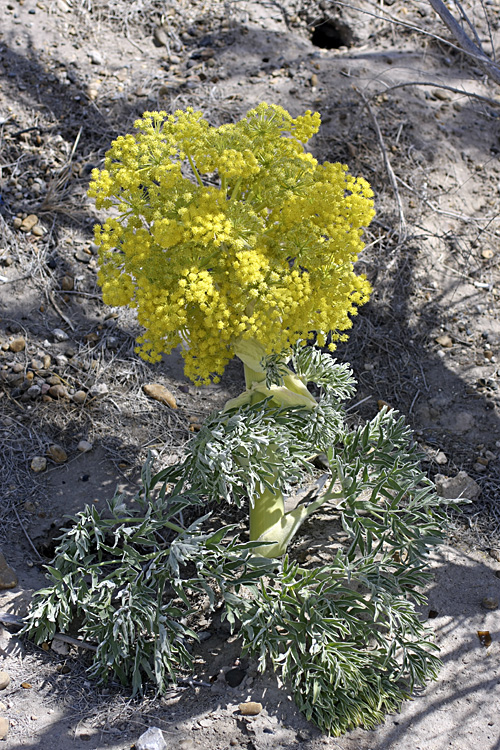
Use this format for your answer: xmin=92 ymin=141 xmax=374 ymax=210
xmin=89 ymin=103 xmax=374 ymax=383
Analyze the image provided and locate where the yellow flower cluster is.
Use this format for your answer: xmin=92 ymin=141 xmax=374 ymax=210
xmin=89 ymin=103 xmax=375 ymax=384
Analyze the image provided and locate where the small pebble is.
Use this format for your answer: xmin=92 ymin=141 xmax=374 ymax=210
xmin=31 ymin=456 xmax=47 ymax=472
xmin=435 ymin=334 xmax=453 ymax=348
xmin=482 ymin=596 xmax=499 ymax=610
xmin=48 ymin=384 xmax=68 ymax=399
xmin=19 ymin=214 xmax=38 ymax=233
xmin=60 ymin=275 xmax=74 ymax=291
xmin=89 ymin=49 xmax=103 ymax=65
xmin=239 ymin=702 xmax=262 ymax=716
xmin=47 ymin=444 xmax=68 ymax=463
xmin=154 ymin=25 xmax=169 ymax=46
xmin=0 ymin=716 xmax=8 ymax=740
xmin=77 ymin=440 xmax=93 ymax=453
xmin=435 ymin=451 xmax=447 ymax=465
xmin=89 ymin=383 xmax=108 ymax=396
xmin=31 ymin=225 xmax=44 ymax=237
xmin=0 ymin=551 xmax=17 ymax=590
xmin=0 ymin=671 xmax=10 ymax=690
xmin=52 ymin=328 xmax=69 ymax=342
xmin=9 ymin=337 xmax=25 ymax=352
xmin=74 ymin=248 xmax=91 ymax=263
xmin=72 ymin=390 xmax=87 ymax=404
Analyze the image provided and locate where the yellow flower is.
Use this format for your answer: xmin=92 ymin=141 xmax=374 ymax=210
xmin=89 ymin=103 xmax=374 ymax=384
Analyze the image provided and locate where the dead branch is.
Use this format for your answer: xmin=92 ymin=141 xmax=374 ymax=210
xmin=428 ymin=0 xmax=500 ymax=84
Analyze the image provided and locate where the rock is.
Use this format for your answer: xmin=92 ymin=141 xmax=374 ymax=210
xmin=89 ymin=383 xmax=108 ymax=396
xmin=432 ymin=88 xmax=451 ymax=101
xmin=178 ymin=740 xmax=196 ymax=750
xmin=31 ymin=225 xmax=44 ymax=237
xmin=48 ymin=384 xmax=68 ymax=399
xmin=0 ymin=716 xmax=8 ymax=740
xmin=0 ymin=671 xmax=10 ymax=690
xmin=154 ymin=25 xmax=169 ymax=46
xmin=75 ymin=248 xmax=91 ymax=263
xmin=13 ymin=217 xmax=22 ymax=229
xmin=239 ymin=702 xmax=262 ymax=716
xmin=434 ymin=471 xmax=481 ymax=501
xmin=27 ymin=385 xmax=41 ymax=398
xmin=77 ymin=440 xmax=93 ymax=453
xmin=435 ymin=451 xmax=447 ymax=465
xmin=0 ymin=551 xmax=17 ymax=590
xmin=19 ymin=214 xmax=38 ymax=232
xmin=89 ymin=49 xmax=103 ymax=65
xmin=61 ymin=275 xmax=74 ymax=291
xmin=31 ymin=456 xmax=47 ymax=473
xmin=52 ymin=328 xmax=69 ymax=342
xmin=47 ymin=444 xmax=68 ymax=463
xmin=136 ymin=726 xmax=167 ymax=750
xmin=72 ymin=390 xmax=87 ymax=404
xmin=482 ymin=596 xmax=498 ymax=610
xmin=489 ymin=549 xmax=500 ymax=562
xmin=43 ymin=354 xmax=51 ymax=368
xmin=51 ymin=639 xmax=70 ymax=655
xmin=435 ymin=334 xmax=453 ymax=348
xmin=9 ymin=337 xmax=25 ymax=352
xmin=143 ymin=383 xmax=177 ymax=409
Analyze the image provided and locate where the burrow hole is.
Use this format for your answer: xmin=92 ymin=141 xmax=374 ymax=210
xmin=311 ymin=19 xmax=353 ymax=49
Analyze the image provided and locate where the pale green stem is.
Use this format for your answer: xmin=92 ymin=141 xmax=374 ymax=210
xmin=229 ymin=177 xmax=243 ymax=203
xmin=186 ymin=152 xmax=204 ymax=188
xmin=233 ymin=339 xmax=319 ymax=557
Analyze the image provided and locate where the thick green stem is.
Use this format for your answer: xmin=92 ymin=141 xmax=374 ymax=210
xmin=231 ymin=338 xmax=320 ymax=557
xmin=249 ymin=484 xmax=285 ymax=544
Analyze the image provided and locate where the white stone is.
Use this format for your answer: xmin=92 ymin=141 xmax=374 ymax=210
xmin=136 ymin=727 xmax=167 ymax=750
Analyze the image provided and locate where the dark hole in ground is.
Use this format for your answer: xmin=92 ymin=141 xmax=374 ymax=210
xmin=311 ymin=19 xmax=353 ymax=49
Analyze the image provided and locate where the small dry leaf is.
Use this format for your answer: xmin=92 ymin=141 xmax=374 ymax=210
xmin=377 ymin=399 xmax=394 ymax=411
xmin=143 ymin=383 xmax=177 ymax=409
xmin=477 ymin=630 xmax=492 ymax=648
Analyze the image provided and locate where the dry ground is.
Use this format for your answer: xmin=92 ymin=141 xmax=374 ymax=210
xmin=1 ymin=0 xmax=500 ymax=748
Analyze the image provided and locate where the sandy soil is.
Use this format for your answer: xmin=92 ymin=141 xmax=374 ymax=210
xmin=1 ymin=0 xmax=500 ymax=748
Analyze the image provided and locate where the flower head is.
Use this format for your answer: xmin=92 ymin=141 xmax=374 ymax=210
xmin=89 ymin=104 xmax=374 ymax=383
